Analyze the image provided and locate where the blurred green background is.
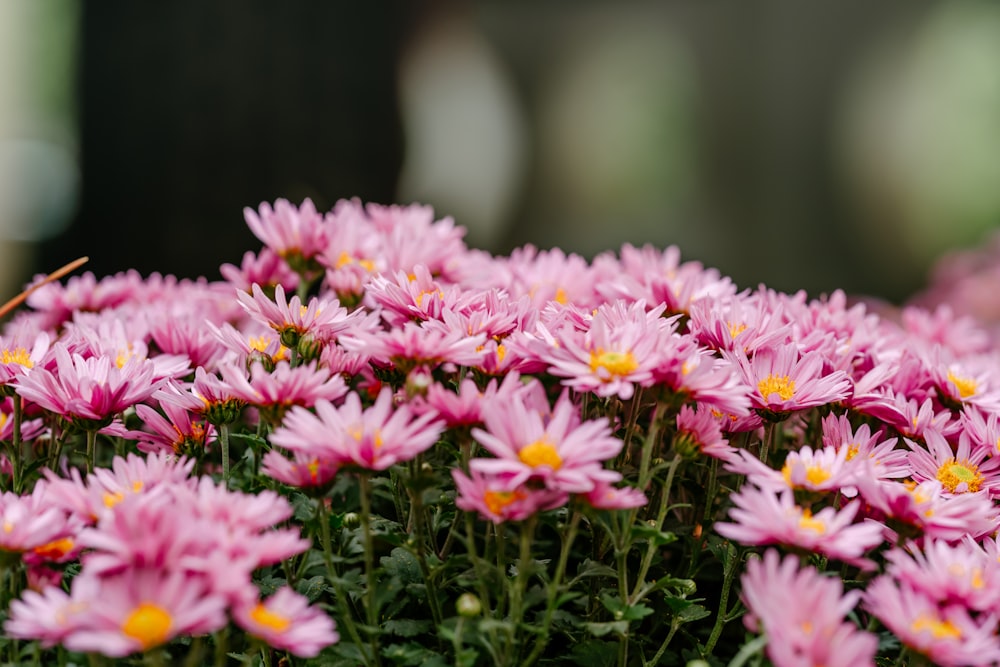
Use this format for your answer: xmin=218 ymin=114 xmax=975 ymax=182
xmin=2 ymin=1 xmax=1000 ymax=305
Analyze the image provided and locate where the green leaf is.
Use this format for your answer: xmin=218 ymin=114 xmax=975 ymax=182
xmin=569 ymin=640 xmax=619 ymax=667
xmin=599 ymin=593 xmax=654 ymax=621
xmin=295 ymin=575 xmax=328 ymax=602
xmin=629 ymin=522 xmax=678 ymax=546
xmin=380 ymin=547 xmax=423 ymax=584
xmin=383 ymin=619 xmax=433 ymax=638
xmin=583 ymin=620 xmax=629 ymax=637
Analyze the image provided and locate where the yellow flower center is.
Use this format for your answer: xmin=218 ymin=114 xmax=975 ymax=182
xmin=782 ymin=463 xmax=831 ymax=488
xmin=1 ymin=347 xmax=32 ymax=368
xmin=798 ymin=508 xmax=826 ymax=534
xmin=103 ymin=491 xmax=125 ymax=508
xmin=250 ymin=602 xmax=291 ymax=633
xmin=554 ymin=288 xmax=568 ymax=305
xmin=845 ymin=443 xmax=860 ymax=461
xmin=589 ymin=349 xmax=639 ymax=377
xmin=758 ymin=374 xmax=795 ymax=402
xmin=484 ymin=489 xmax=527 ymax=515
xmin=519 ymin=439 xmax=563 ymax=470
xmin=121 ymin=602 xmax=173 ymax=649
xmin=947 ymin=370 xmax=977 ymax=399
xmin=727 ymin=321 xmax=747 ymax=339
xmin=911 ymin=614 xmax=961 ymax=640
xmin=936 ymin=458 xmax=983 ymax=493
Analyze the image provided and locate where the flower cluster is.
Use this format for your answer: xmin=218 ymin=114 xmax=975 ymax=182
xmin=1 ymin=196 xmax=1000 ymax=665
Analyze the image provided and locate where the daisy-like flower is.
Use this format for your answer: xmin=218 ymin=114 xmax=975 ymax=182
xmin=854 ymin=476 xmax=1000 ymax=543
xmin=219 ymin=247 xmax=300 ymax=295
xmin=728 ymin=345 xmax=851 ymax=420
xmin=740 ymin=549 xmax=878 ymax=667
xmin=4 ymin=584 xmax=88 ymax=648
xmin=59 ymin=568 xmax=228 ymax=657
xmin=219 ymin=360 xmax=348 ymax=424
xmin=541 ymin=300 xmax=675 ymax=400
xmin=864 ymin=575 xmax=1000 ymax=667
xmin=469 ymin=390 xmax=624 ymax=494
xmin=0 ymin=489 xmax=75 ymax=555
xmin=270 ymin=388 xmax=444 ymax=471
xmin=261 ymin=449 xmax=338 ymax=489
xmin=14 ymin=344 xmax=160 ymax=428
xmin=673 ymin=403 xmax=738 ymax=462
xmin=340 ymin=319 xmax=488 ymax=374
xmin=452 ymin=468 xmax=568 ymax=524
xmin=243 ymin=197 xmax=330 ymax=266
xmin=233 ymin=587 xmax=338 ymax=657
xmin=237 ymin=283 xmax=372 ymax=350
xmin=726 ymin=445 xmax=863 ymax=496
xmin=581 ymin=481 xmax=648 ymax=511
xmin=886 ymin=537 xmax=1000 ymax=613
xmin=129 ymin=402 xmax=213 ymax=458
xmin=0 ymin=330 xmax=50 ymax=387
xmin=928 ymin=350 xmax=1000 ymax=413
xmin=907 ymin=428 xmax=1000 ymax=496
xmin=820 ymin=412 xmax=909 ymax=482
xmin=652 ymin=342 xmax=752 ymax=418
xmin=714 ymin=485 xmax=884 ymax=569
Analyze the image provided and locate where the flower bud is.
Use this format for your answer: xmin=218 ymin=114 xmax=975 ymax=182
xmin=456 ymin=593 xmax=481 ymax=617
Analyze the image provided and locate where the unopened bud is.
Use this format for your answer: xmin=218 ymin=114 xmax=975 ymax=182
xmin=456 ymin=593 xmax=481 ymax=617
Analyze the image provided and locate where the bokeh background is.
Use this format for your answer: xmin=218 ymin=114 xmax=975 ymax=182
xmin=2 ymin=1 xmax=1000 ymax=306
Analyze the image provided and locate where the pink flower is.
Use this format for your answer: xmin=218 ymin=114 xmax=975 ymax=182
xmin=129 ymin=401 xmax=213 ymax=457
xmin=237 ymin=283 xmax=372 ymax=348
xmin=15 ymin=344 xmax=161 ymax=426
xmin=714 ymin=486 xmax=884 ymax=569
xmin=61 ymin=568 xmax=228 ymax=657
xmin=864 ymin=575 xmax=1000 ymax=666
xmin=270 ymin=388 xmax=444 ymax=471
xmin=854 ymin=476 xmax=999 ymax=543
xmin=581 ymin=481 xmax=647 ymax=511
xmin=740 ymin=549 xmax=877 ymax=667
xmin=729 ymin=345 xmax=851 ymax=418
xmin=340 ymin=319 xmax=488 ymax=373
xmin=907 ymin=428 xmax=1000 ymax=496
xmin=541 ymin=300 xmax=676 ymax=400
xmin=219 ymin=247 xmax=300 ymax=295
xmin=0 ymin=330 xmax=50 ymax=385
xmin=219 ymin=360 xmax=348 ymax=422
xmin=674 ymin=404 xmax=738 ymax=462
xmin=261 ymin=449 xmax=338 ymax=489
xmin=0 ymin=489 xmax=75 ymax=555
xmin=470 ymin=389 xmax=624 ymax=494
xmin=233 ymin=587 xmax=338 ymax=657
xmin=244 ymin=197 xmax=330 ymax=262
xmin=885 ymin=538 xmax=1000 ymax=613
xmin=452 ymin=468 xmax=568 ymax=524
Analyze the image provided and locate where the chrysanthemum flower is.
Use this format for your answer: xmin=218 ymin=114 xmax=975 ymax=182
xmin=452 ymin=468 xmax=568 ymax=524
xmin=59 ymin=568 xmax=228 ymax=657
xmin=340 ymin=319 xmax=488 ymax=373
xmin=128 ymin=402 xmax=213 ymax=458
xmin=270 ymin=388 xmax=444 ymax=471
xmin=715 ymin=485 xmax=883 ymax=569
xmin=0 ymin=330 xmax=50 ymax=386
xmin=237 ymin=283 xmax=372 ymax=349
xmin=541 ymin=300 xmax=675 ymax=400
xmin=219 ymin=360 xmax=348 ymax=423
xmin=729 ymin=345 xmax=851 ymax=419
xmin=469 ymin=390 xmax=624 ymax=494
xmin=233 ymin=587 xmax=338 ymax=657
xmin=674 ymin=404 xmax=738 ymax=462
xmin=740 ymin=549 xmax=877 ymax=667
xmin=219 ymin=247 xmax=300 ymax=295
xmin=885 ymin=537 xmax=1000 ymax=613
xmin=854 ymin=476 xmax=999 ymax=543
xmin=0 ymin=489 xmax=75 ymax=555
xmin=864 ymin=575 xmax=1000 ymax=667
xmin=727 ymin=445 xmax=864 ymax=496
xmin=820 ymin=412 xmax=909 ymax=482
xmin=14 ymin=344 xmax=161 ymax=428
xmin=261 ymin=449 xmax=338 ymax=489
xmin=907 ymin=428 xmax=1000 ymax=496
xmin=581 ymin=481 xmax=648 ymax=511
xmin=244 ymin=197 xmax=330 ymax=265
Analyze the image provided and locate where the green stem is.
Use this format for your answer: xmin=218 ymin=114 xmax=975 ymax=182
xmin=219 ymin=423 xmax=231 ymax=487
xmin=85 ymin=428 xmax=97 ymax=473
xmin=405 ymin=467 xmax=444 ymax=628
xmin=703 ymin=541 xmax=740 ymax=655
xmin=644 ymin=617 xmax=681 ymax=667
xmin=630 ymin=454 xmax=682 ymax=603
xmin=358 ymin=473 xmax=382 ymax=666
xmin=522 ymin=510 xmax=582 ymax=667
xmin=506 ymin=516 xmax=538 ymax=665
xmin=10 ymin=396 xmax=22 ymax=494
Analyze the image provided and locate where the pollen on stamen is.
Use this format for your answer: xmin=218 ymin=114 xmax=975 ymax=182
xmin=947 ymin=370 xmax=977 ymax=399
